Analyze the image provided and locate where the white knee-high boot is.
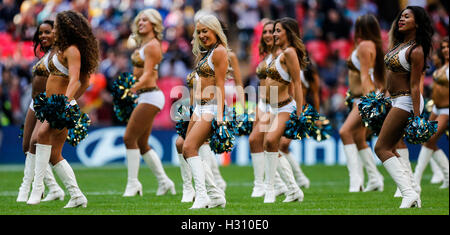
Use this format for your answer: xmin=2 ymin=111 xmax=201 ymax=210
xmin=186 ymin=156 xmax=210 ymax=209
xmin=343 ymin=144 xmax=364 ymax=192
xmin=432 ymin=149 xmax=449 ymax=189
xmin=200 ymin=157 xmax=226 ymax=208
xmin=281 ymin=151 xmax=310 ymax=189
xmin=383 ymin=157 xmax=421 ymax=208
xmin=42 ymin=163 xmax=65 ymax=201
xmin=429 ymin=158 xmax=444 ymax=184
xmin=200 ymin=144 xmax=226 ymax=191
xmin=142 ymin=149 xmax=175 ymax=196
xmin=398 ymin=148 xmax=421 ymax=195
xmin=27 ymin=144 xmax=51 ymax=205
xmin=123 ymin=149 xmax=142 ymax=197
xmin=264 ymin=152 xmax=279 ymax=203
xmin=178 ymin=153 xmax=195 ymax=202
xmin=53 ymin=159 xmax=87 ymax=208
xmin=413 ymin=146 xmax=434 ymax=187
xmin=250 ymin=152 xmax=265 ymax=197
xmin=17 ymin=152 xmax=35 ymax=202
xmin=359 ymin=148 xmax=384 ymax=192
xmin=277 ymin=155 xmax=304 ymax=202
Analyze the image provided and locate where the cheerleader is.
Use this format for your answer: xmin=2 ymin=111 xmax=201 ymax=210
xmin=182 ymin=14 xmax=228 ymax=209
xmin=262 ymin=17 xmax=307 ymax=203
xmin=278 ymin=60 xmax=321 ymax=189
xmin=339 ymin=14 xmax=385 ymax=192
xmin=414 ymin=37 xmax=449 ymax=189
xmin=249 ymin=19 xmax=288 ymax=198
xmin=27 ymin=10 xmax=99 ymax=208
xmin=375 ymin=6 xmax=434 ymax=208
xmin=122 ymin=9 xmax=175 ymax=197
xmin=17 ymin=20 xmax=65 ymax=203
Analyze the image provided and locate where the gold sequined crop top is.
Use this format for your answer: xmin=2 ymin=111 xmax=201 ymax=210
xmin=195 ymin=48 xmax=215 ymax=78
xmin=48 ymin=52 xmax=69 ymax=78
xmin=256 ymin=54 xmax=273 ymax=80
xmin=32 ymin=51 xmax=51 ymax=77
xmin=266 ymin=53 xmax=291 ymax=85
xmin=130 ymin=44 xmax=160 ymax=70
xmin=433 ymin=64 xmax=449 ymax=87
xmin=347 ymin=47 xmax=375 ymax=82
xmin=384 ymin=40 xmax=415 ymax=73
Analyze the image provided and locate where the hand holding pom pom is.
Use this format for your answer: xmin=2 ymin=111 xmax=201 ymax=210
xmin=284 ymin=104 xmax=320 ymax=140
xmin=404 ymin=115 xmax=438 ymax=144
xmin=111 ymin=73 xmax=138 ymax=123
xmin=358 ymin=92 xmax=391 ymax=135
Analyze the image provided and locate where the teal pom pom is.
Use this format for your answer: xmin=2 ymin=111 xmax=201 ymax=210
xmin=175 ymin=105 xmax=193 ymax=139
xmin=35 ymin=94 xmax=81 ymax=130
xmin=111 ymin=72 xmax=137 ymax=122
xmin=284 ymin=104 xmax=320 ymax=140
xmin=344 ymin=90 xmax=354 ymax=112
xmin=66 ymin=113 xmax=91 ymax=146
xmin=358 ymin=92 xmax=391 ymax=135
xmin=310 ymin=115 xmax=333 ymax=142
xmin=209 ymin=120 xmax=236 ymax=154
xmin=33 ymin=92 xmax=48 ymax=122
xmin=234 ymin=111 xmax=255 ymax=136
xmin=404 ymin=115 xmax=438 ymax=144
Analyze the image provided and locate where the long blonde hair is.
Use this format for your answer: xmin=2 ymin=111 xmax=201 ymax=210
xmin=127 ymin=8 xmax=164 ymax=49
xmin=192 ymin=14 xmax=229 ymax=57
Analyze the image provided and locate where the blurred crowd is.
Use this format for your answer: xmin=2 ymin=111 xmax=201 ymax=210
xmin=0 ymin=0 xmax=448 ymax=130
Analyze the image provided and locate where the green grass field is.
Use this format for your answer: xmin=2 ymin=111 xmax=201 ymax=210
xmin=0 ymin=164 xmax=448 ymax=215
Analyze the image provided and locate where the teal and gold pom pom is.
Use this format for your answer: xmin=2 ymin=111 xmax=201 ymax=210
xmin=33 ymin=92 xmax=48 ymax=122
xmin=344 ymin=90 xmax=354 ymax=112
xmin=358 ymin=92 xmax=391 ymax=135
xmin=34 ymin=93 xmax=81 ymax=130
xmin=284 ymin=104 xmax=320 ymax=140
xmin=310 ymin=115 xmax=333 ymax=142
xmin=234 ymin=112 xmax=255 ymax=136
xmin=175 ymin=105 xmax=193 ymax=139
xmin=404 ymin=115 xmax=438 ymax=144
xmin=209 ymin=119 xmax=236 ymax=154
xmin=111 ymin=72 xmax=137 ymax=123
xmin=66 ymin=113 xmax=91 ymax=146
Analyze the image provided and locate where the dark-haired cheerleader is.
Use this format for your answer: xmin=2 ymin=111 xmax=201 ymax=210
xmin=375 ymin=6 xmax=434 ymax=208
xmin=262 ymin=17 xmax=306 ymax=204
xmin=27 ymin=10 xmax=100 ymax=208
xmin=17 ymin=20 xmax=65 ymax=203
xmin=414 ymin=37 xmax=449 ymax=189
xmin=339 ymin=14 xmax=385 ymax=192
xmin=249 ymin=19 xmax=288 ymax=198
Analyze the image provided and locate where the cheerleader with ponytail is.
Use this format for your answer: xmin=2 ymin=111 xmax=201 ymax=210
xmin=339 ymin=14 xmax=385 ymax=193
xmin=122 ymin=8 xmax=176 ymax=197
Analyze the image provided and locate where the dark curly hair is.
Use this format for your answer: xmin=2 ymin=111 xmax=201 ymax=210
xmin=389 ymin=6 xmax=434 ymax=69
xmin=54 ymin=10 xmax=99 ymax=78
xmin=273 ymin=17 xmax=308 ymax=69
xmin=32 ymin=20 xmax=54 ymax=57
